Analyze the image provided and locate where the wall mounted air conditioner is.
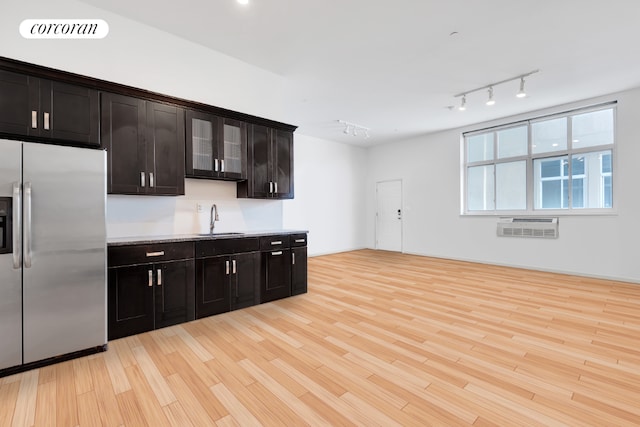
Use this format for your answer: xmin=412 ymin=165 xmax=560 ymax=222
xmin=497 ymin=217 xmax=559 ymax=239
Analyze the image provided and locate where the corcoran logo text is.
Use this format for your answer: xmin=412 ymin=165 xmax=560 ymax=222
xmin=19 ymin=19 xmax=109 ymax=39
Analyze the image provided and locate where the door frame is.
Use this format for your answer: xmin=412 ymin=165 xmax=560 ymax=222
xmin=375 ymin=179 xmax=403 ymax=252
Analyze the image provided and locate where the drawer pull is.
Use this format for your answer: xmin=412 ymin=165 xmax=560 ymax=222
xmin=271 ymin=251 xmax=283 ymax=256
xmin=271 ymin=241 xmax=282 ymax=245
xmin=146 ymin=251 xmax=165 ymax=257
xmin=295 ymin=239 xmax=305 ymax=243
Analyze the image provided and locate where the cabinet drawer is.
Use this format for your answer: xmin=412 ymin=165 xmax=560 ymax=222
xmin=259 ymin=235 xmax=290 ymax=251
xmin=108 ymin=242 xmax=194 ymax=267
xmin=196 ymin=237 xmax=260 ymax=258
xmin=290 ymin=233 xmax=307 ymax=247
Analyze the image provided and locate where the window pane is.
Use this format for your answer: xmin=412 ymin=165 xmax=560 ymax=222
xmin=497 ymin=126 xmax=527 ymax=159
xmin=496 ymin=161 xmax=526 ymax=210
xmin=572 ymin=109 xmax=614 ymax=149
xmin=534 ymin=156 xmax=568 ymax=209
xmin=467 ymin=133 xmax=494 ymax=162
xmin=532 ymin=117 xmax=567 ymax=154
xmin=467 ymin=165 xmax=495 ymax=210
xmin=604 ymin=176 xmax=612 ymax=208
xmin=571 ymin=150 xmax=612 ymax=209
xmin=540 ymin=159 xmax=561 ymax=178
xmin=602 ymin=153 xmax=612 ymax=173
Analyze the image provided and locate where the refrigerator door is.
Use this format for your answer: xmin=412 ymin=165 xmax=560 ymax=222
xmin=0 ymin=139 xmax=22 ymax=370
xmin=22 ymin=143 xmax=107 ymax=363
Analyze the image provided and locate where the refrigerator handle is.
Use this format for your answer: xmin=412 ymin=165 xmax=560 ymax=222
xmin=24 ymin=182 xmax=32 ymax=268
xmin=12 ymin=182 xmax=22 ymax=269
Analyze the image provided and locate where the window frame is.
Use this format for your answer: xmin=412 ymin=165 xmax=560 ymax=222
xmin=462 ymin=102 xmax=616 ymax=216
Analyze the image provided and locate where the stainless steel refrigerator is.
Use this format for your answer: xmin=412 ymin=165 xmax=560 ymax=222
xmin=0 ymin=139 xmax=107 ymax=371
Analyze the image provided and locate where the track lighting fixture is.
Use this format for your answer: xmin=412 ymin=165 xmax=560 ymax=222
xmin=338 ymin=120 xmax=371 ymax=139
xmin=486 ymin=87 xmax=495 ymax=106
xmin=458 ymin=95 xmax=466 ymax=111
xmin=516 ymin=77 xmax=527 ymax=98
xmin=453 ymin=69 xmax=539 ymax=111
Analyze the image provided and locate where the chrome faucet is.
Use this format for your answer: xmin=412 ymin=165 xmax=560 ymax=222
xmin=210 ymin=204 xmax=219 ymax=234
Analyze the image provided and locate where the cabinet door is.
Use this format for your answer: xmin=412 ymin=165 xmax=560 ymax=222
xmin=40 ymin=80 xmax=99 ymax=147
xmin=186 ymin=110 xmax=218 ymax=177
xmin=248 ymin=124 xmax=271 ymax=198
xmin=108 ymin=265 xmax=154 ymax=340
xmin=0 ymin=70 xmax=36 ymax=137
xmin=195 ymin=256 xmax=230 ymax=318
xmin=273 ymin=129 xmax=294 ymax=199
xmin=231 ymin=251 xmax=260 ymax=310
xmin=147 ymin=102 xmax=185 ymax=195
xmin=220 ymin=118 xmax=247 ymax=180
xmin=261 ymin=249 xmax=291 ymax=303
xmin=155 ymin=259 xmax=195 ymax=329
xmin=102 ymin=93 xmax=147 ymax=194
xmin=291 ymin=247 xmax=307 ymax=296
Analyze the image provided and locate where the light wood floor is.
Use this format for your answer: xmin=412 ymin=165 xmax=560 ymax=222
xmin=2 ymin=249 xmax=640 ymax=426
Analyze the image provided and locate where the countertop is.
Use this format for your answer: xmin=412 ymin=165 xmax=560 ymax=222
xmin=107 ymin=230 xmax=308 ymax=246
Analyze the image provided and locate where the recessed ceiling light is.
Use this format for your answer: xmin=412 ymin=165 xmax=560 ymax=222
xmin=237 ymin=0 xmax=249 ymax=5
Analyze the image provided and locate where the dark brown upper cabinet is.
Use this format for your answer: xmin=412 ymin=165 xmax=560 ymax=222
xmin=185 ymin=109 xmax=247 ymax=181
xmin=102 ymin=92 xmax=185 ymax=196
xmin=0 ymin=69 xmax=99 ymax=147
xmin=237 ymin=124 xmax=293 ymax=199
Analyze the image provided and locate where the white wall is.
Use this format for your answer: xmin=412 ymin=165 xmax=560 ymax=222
xmin=366 ymin=89 xmax=640 ymax=283
xmin=283 ymin=134 xmax=368 ymax=256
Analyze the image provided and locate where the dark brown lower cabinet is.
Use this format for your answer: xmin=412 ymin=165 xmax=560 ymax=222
xmin=291 ymin=247 xmax=308 ymax=296
xmin=195 ymin=251 xmax=260 ymax=318
xmin=261 ymin=248 xmax=292 ymax=303
xmin=108 ymin=243 xmax=195 ymax=340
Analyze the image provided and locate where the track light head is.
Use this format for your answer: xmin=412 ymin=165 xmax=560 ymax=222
xmin=459 ymin=95 xmax=467 ymax=111
xmin=486 ymin=87 xmax=495 ymax=106
xmin=516 ymin=77 xmax=527 ymax=98
xmin=353 ymin=127 xmax=358 ymax=136
xmin=343 ymin=124 xmax=350 ymax=134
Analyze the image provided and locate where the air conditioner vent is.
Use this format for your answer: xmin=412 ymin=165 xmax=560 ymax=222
xmin=497 ymin=217 xmax=558 ymax=239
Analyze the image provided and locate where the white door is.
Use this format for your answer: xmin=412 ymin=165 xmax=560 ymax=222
xmin=376 ymin=180 xmax=402 ymax=252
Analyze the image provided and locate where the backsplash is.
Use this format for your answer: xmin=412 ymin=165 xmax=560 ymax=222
xmin=106 ymin=179 xmax=283 ymax=238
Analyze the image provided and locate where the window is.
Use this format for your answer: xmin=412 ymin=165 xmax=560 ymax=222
xmin=463 ymin=104 xmax=615 ymax=214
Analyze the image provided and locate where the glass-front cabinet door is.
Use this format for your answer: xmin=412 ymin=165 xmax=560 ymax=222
xmin=221 ymin=118 xmax=247 ymax=180
xmin=186 ymin=110 xmax=218 ymax=178
xmin=186 ymin=109 xmax=247 ymax=180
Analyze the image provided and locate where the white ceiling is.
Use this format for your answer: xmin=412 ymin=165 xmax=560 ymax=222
xmin=80 ymin=0 xmax=640 ymax=146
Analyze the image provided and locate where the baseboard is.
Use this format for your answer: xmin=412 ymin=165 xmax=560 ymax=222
xmin=309 ymin=247 xmax=368 ymax=258
xmin=401 ymin=250 xmax=640 ymax=285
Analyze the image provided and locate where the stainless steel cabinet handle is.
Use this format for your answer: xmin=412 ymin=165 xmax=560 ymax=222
xmin=148 ymin=270 xmax=153 ymax=287
xmin=214 ymin=159 xmax=219 ymax=172
xmin=232 ymin=259 xmax=236 ymax=274
xmin=157 ymin=269 xmax=162 ymax=286
xmin=31 ymin=111 xmax=37 ymax=129
xmin=149 ymin=172 xmax=154 ymax=188
xmin=24 ymin=182 xmax=32 ymax=268
xmin=43 ymin=112 xmax=50 ymax=130
xmin=271 ymin=251 xmax=283 ymax=256
xmin=274 ymin=182 xmax=278 ymax=193
xmin=146 ymin=251 xmax=165 ymax=257
xmin=12 ymin=182 xmax=21 ymax=269
xmin=269 ymin=182 xmax=273 ymax=193
xmin=295 ymin=239 xmax=305 ymax=243
xmin=226 ymin=260 xmax=230 ymax=275
xmin=220 ymin=159 xmax=225 ymax=173
xmin=140 ymin=172 xmax=146 ymax=187
xmin=292 ymin=252 xmax=295 ymax=265
xmin=271 ymin=241 xmax=282 ymax=245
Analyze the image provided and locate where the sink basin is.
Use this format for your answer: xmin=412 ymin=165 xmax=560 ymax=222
xmin=197 ymin=232 xmax=245 ymax=237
